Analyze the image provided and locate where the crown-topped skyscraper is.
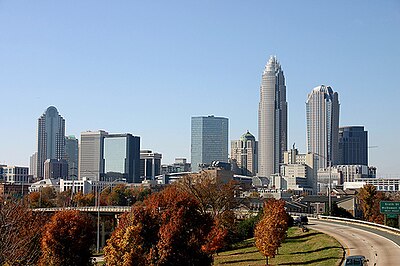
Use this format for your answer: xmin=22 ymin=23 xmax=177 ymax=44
xmin=258 ymin=56 xmax=287 ymax=178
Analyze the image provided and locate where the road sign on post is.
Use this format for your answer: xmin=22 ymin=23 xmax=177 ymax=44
xmin=380 ymin=201 xmax=400 ymax=214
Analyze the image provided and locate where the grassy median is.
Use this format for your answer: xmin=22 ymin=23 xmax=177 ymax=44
xmin=214 ymin=227 xmax=343 ymax=266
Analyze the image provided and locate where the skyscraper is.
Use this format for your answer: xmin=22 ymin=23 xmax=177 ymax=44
xmin=338 ymin=126 xmax=368 ymax=165
xmin=65 ymin=135 xmax=79 ymax=179
xmin=231 ymin=131 xmax=258 ymax=176
xmin=37 ymin=106 xmax=66 ymax=179
xmin=79 ymin=130 xmax=108 ymax=181
xmin=191 ymin=115 xmax=229 ymax=172
xmin=258 ymin=56 xmax=287 ymax=178
xmin=306 ymin=85 xmax=340 ymax=170
xmin=103 ymin=134 xmax=140 ymax=183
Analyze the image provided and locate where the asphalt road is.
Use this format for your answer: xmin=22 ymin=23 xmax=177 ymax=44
xmin=309 ymin=219 xmax=400 ymax=266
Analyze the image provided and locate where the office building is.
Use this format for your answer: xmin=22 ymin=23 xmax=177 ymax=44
xmin=231 ymin=131 xmax=258 ymax=176
xmin=191 ymin=115 xmax=229 ymax=172
xmin=161 ymin=158 xmax=191 ymax=174
xmin=1 ymin=165 xmax=29 ymax=183
xmin=306 ymin=85 xmax=340 ymax=170
xmin=36 ymin=106 xmax=66 ymax=179
xmin=44 ymin=159 xmax=68 ymax=179
xmin=338 ymin=126 xmax=368 ymax=165
xmin=103 ymin=134 xmax=140 ymax=183
xmin=258 ymin=56 xmax=287 ymax=178
xmin=30 ymin=152 xmax=38 ymax=179
xmin=79 ymin=130 xmax=108 ymax=181
xmin=65 ymin=135 xmax=79 ymax=179
xmin=140 ymin=150 xmax=162 ymax=179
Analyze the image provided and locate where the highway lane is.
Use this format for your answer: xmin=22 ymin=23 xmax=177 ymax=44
xmin=309 ymin=219 xmax=400 ymax=265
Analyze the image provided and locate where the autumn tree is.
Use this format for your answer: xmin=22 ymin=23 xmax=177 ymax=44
xmin=72 ymin=191 xmax=95 ymax=206
xmin=0 ymin=197 xmax=46 ymax=265
xmin=104 ymin=185 xmax=214 ymax=266
xmin=27 ymin=187 xmax=57 ymax=208
xmin=39 ymin=210 xmax=95 ymax=266
xmin=254 ymin=199 xmax=289 ymax=265
xmin=358 ymin=184 xmax=386 ymax=224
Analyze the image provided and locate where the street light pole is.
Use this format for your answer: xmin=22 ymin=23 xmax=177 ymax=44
xmin=96 ymin=182 xmax=100 ymax=253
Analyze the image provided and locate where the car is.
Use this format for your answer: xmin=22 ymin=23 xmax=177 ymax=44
xmin=294 ymin=215 xmax=309 ymax=226
xmin=344 ymin=255 xmax=368 ymax=266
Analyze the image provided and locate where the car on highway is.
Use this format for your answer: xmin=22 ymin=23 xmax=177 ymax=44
xmin=344 ymin=255 xmax=368 ymax=266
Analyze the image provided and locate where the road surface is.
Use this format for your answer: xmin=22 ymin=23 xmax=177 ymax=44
xmin=309 ymin=219 xmax=400 ymax=265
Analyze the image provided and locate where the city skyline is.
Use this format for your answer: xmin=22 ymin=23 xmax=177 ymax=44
xmin=0 ymin=1 xmax=399 ymax=176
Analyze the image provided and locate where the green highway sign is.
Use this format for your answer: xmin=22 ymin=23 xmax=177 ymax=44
xmin=387 ymin=213 xmax=398 ymax=219
xmin=380 ymin=201 xmax=400 ymax=214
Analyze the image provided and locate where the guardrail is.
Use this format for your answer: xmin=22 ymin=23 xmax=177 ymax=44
xmin=288 ymin=212 xmax=317 ymax=218
xmin=32 ymin=206 xmax=131 ymax=213
xmin=318 ymin=215 xmax=400 ymax=235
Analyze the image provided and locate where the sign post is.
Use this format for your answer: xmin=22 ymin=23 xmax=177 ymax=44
xmin=380 ymin=201 xmax=400 ymax=226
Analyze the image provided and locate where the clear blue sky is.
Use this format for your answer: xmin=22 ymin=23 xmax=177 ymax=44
xmin=1 ymin=1 xmax=399 ymax=176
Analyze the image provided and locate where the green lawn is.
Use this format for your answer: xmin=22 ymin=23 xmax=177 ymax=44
xmin=214 ymin=227 xmax=343 ymax=266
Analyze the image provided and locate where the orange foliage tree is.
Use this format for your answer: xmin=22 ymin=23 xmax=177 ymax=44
xmin=254 ymin=199 xmax=289 ymax=265
xmin=39 ymin=210 xmax=95 ymax=266
xmin=358 ymin=184 xmax=386 ymax=224
xmin=104 ymin=185 xmax=214 ymax=266
xmin=0 ymin=197 xmax=46 ymax=265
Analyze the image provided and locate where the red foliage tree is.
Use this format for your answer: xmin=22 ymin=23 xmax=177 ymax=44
xmin=104 ymin=185 xmax=214 ymax=266
xmin=358 ymin=184 xmax=386 ymax=224
xmin=39 ymin=210 xmax=95 ymax=266
xmin=0 ymin=197 xmax=45 ymax=265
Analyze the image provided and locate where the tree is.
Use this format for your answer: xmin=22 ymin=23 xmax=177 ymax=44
xmin=39 ymin=210 xmax=95 ymax=266
xmin=176 ymin=172 xmax=238 ymax=250
xmin=73 ymin=191 xmax=95 ymax=207
xmin=104 ymin=185 xmax=214 ymax=266
xmin=0 ymin=197 xmax=45 ymax=265
xmin=358 ymin=184 xmax=385 ymax=224
xmin=254 ymin=199 xmax=288 ymax=265
xmin=27 ymin=187 xmax=57 ymax=208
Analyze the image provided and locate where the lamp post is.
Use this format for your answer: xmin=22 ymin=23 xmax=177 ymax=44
xmin=95 ymin=178 xmax=126 ymax=253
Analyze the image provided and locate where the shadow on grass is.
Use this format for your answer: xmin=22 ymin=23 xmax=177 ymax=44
xmin=219 ymin=258 xmax=264 ymax=264
xmin=219 ymin=249 xmax=259 ymax=256
xmin=280 ymin=256 xmax=339 ymax=265
xmin=286 ymin=231 xmax=323 ymax=240
xmin=289 ymin=246 xmax=341 ymax=255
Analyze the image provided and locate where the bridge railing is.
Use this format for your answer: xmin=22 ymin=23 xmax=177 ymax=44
xmin=318 ymin=215 xmax=400 ymax=235
xmin=32 ymin=206 xmax=131 ymax=213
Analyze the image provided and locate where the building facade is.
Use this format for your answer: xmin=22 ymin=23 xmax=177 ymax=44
xmin=140 ymin=150 xmax=162 ymax=179
xmin=338 ymin=126 xmax=368 ymax=165
xmin=103 ymin=134 xmax=141 ymax=183
xmin=30 ymin=152 xmax=38 ymax=179
xmin=258 ymin=56 xmax=287 ymax=178
xmin=79 ymin=130 xmax=108 ymax=181
xmin=231 ymin=131 xmax=258 ymax=176
xmin=1 ymin=165 xmax=29 ymax=183
xmin=37 ymin=106 xmax=66 ymax=179
xmin=161 ymin=158 xmax=191 ymax=174
xmin=65 ymin=135 xmax=79 ymax=179
xmin=306 ymin=85 xmax=340 ymax=170
xmin=191 ymin=115 xmax=229 ymax=172
xmin=44 ymin=159 xmax=68 ymax=179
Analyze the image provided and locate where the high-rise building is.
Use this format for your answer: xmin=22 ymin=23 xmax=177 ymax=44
xmin=338 ymin=126 xmax=368 ymax=165
xmin=30 ymin=152 xmax=38 ymax=179
xmin=44 ymin=159 xmax=68 ymax=179
xmin=79 ymin=130 xmax=108 ymax=181
xmin=191 ymin=115 xmax=229 ymax=172
xmin=306 ymin=85 xmax=340 ymax=170
xmin=103 ymin=134 xmax=140 ymax=183
xmin=140 ymin=150 xmax=162 ymax=179
xmin=37 ymin=106 xmax=66 ymax=179
xmin=65 ymin=135 xmax=79 ymax=179
xmin=231 ymin=131 xmax=258 ymax=176
xmin=258 ymin=56 xmax=287 ymax=178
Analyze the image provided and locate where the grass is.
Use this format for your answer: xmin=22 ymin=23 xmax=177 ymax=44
xmin=214 ymin=227 xmax=343 ymax=266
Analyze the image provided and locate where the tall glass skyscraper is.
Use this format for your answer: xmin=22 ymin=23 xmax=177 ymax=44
xmin=103 ymin=134 xmax=140 ymax=183
xmin=191 ymin=115 xmax=229 ymax=172
xmin=306 ymin=85 xmax=340 ymax=170
xmin=258 ymin=56 xmax=287 ymax=178
xmin=338 ymin=126 xmax=368 ymax=165
xmin=37 ymin=106 xmax=65 ymax=179
xmin=65 ymin=135 xmax=79 ymax=179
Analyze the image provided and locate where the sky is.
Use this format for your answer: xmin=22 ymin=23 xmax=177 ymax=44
xmin=0 ymin=1 xmax=399 ymax=177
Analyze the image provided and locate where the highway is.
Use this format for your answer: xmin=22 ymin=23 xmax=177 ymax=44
xmin=309 ymin=219 xmax=400 ymax=265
